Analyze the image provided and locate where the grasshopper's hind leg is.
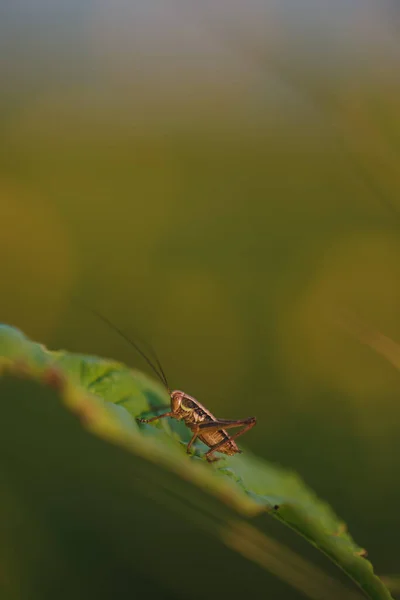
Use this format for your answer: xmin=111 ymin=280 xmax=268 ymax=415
xmin=202 ymin=417 xmax=256 ymax=462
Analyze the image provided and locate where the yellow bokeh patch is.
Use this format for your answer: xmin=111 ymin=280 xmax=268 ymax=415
xmin=278 ymin=230 xmax=400 ymax=399
xmin=0 ymin=182 xmax=76 ymax=338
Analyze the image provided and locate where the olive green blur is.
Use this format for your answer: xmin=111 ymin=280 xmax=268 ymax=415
xmin=0 ymin=2 xmax=399 ymax=598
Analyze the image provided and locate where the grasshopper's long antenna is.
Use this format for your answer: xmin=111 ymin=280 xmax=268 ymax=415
xmin=144 ymin=340 xmax=170 ymax=394
xmin=81 ymin=304 xmax=170 ymax=392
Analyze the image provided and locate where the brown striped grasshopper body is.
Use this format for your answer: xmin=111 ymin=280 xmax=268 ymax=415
xmin=86 ymin=307 xmax=256 ymax=462
xmin=138 ymin=390 xmax=256 ymax=462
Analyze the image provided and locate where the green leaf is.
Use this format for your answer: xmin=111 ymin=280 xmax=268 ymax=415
xmin=0 ymin=325 xmax=392 ymax=600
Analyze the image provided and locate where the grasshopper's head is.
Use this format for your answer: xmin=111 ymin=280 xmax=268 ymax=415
xmin=171 ymin=390 xmax=197 ymax=419
xmin=170 ymin=390 xmax=185 ymax=414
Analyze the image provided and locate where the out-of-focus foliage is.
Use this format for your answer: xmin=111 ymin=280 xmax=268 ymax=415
xmin=0 ymin=326 xmax=393 ymax=599
xmin=0 ymin=2 xmax=399 ymax=598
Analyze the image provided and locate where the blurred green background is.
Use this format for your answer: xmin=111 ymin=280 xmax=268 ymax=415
xmin=1 ymin=0 xmax=399 ymax=591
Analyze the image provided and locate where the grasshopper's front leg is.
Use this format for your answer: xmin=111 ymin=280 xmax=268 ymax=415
xmin=137 ymin=411 xmax=173 ymax=424
xmin=186 ymin=426 xmax=201 ymax=454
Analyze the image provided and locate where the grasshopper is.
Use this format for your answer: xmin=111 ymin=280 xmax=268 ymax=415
xmin=138 ymin=391 xmax=256 ymax=462
xmin=88 ymin=308 xmax=256 ymax=462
